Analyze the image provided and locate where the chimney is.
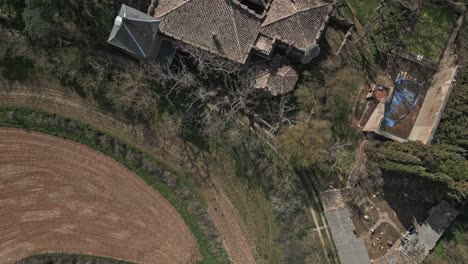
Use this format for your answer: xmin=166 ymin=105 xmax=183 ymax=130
xmin=212 ymin=32 xmax=224 ymax=54
xmin=212 ymin=32 xmax=219 ymax=43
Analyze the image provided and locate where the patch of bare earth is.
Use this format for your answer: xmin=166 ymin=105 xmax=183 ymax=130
xmin=0 ymin=85 xmax=257 ymax=264
xmin=0 ymin=129 xmax=198 ymax=264
xmin=364 ymin=222 xmax=400 ymax=259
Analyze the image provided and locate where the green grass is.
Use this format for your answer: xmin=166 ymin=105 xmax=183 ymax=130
xmin=302 ymin=231 xmax=329 ymax=263
xmin=406 ymin=4 xmax=457 ymax=61
xmin=336 ymin=1 xmax=354 ymax=22
xmin=346 ymin=0 xmax=381 ymax=26
xmin=325 ymin=26 xmax=346 ymax=53
xmin=211 ymin=140 xmax=280 ymax=264
xmin=216 ymin=169 xmax=279 ymax=263
xmin=0 ymin=106 xmax=227 ymax=264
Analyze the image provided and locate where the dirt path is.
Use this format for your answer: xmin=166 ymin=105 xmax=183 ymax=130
xmin=0 ymin=85 xmax=177 ymax=162
xmin=346 ymin=140 xmax=368 ymax=188
xmin=301 ymin=173 xmax=339 ymax=264
xmin=204 ymin=181 xmax=257 ymax=264
xmin=0 ymin=129 xmax=198 ymax=264
xmin=308 ymin=203 xmax=331 ymax=264
xmin=310 ymin=191 xmax=340 ymax=264
xmin=0 ymin=85 xmax=257 ymax=264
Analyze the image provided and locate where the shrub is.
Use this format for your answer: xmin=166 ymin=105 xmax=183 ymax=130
xmin=278 ymin=120 xmax=332 ymax=169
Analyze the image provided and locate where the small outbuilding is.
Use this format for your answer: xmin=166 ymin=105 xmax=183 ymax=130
xmin=255 ymin=65 xmax=299 ymax=96
xmin=108 ymin=4 xmax=161 ymax=61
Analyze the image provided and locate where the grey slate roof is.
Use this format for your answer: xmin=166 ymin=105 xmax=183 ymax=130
xmin=393 ymin=201 xmax=459 ymax=264
xmin=108 ymin=4 xmax=161 ymax=60
xmin=321 ymin=189 xmax=371 ymax=264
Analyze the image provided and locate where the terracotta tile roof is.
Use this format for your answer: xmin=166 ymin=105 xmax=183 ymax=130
xmin=154 ymin=0 xmax=261 ymax=63
xmin=152 ymin=0 xmax=333 ymax=63
xmin=262 ymin=0 xmax=330 ymax=26
xmin=261 ymin=2 xmax=332 ymax=50
xmin=154 ymin=0 xmax=191 ymax=17
xmin=256 ymin=71 xmax=271 ymax=88
xmin=255 ymin=65 xmax=299 ymax=95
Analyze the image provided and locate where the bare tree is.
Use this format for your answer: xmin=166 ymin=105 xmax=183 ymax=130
xmin=133 ymin=42 xmax=300 ymax=149
xmin=359 ymin=0 xmax=417 ymax=49
xmin=106 ymin=65 xmax=159 ymax=119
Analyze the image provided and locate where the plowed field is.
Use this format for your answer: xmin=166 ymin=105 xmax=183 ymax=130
xmin=0 ymin=129 xmax=198 ymax=264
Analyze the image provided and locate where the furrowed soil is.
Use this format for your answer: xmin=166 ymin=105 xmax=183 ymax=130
xmin=0 ymin=84 xmax=257 ymax=264
xmin=0 ymin=129 xmax=198 ymax=264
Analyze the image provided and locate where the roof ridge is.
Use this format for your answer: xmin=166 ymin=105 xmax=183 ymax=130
xmin=294 ymin=6 xmax=316 ymax=45
xmin=123 ymin=23 xmax=146 ymax=57
xmin=228 ymin=3 xmax=244 ymax=60
xmin=158 ymin=0 xmax=192 ymax=17
xmin=261 ymin=2 xmax=331 ymax=27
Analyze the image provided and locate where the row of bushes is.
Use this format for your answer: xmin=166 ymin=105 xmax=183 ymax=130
xmin=434 ymin=4 xmax=467 ymax=148
xmin=0 ymin=2 xmax=331 ymax=262
xmin=0 ymin=106 xmax=228 ymax=264
xmin=19 ymin=253 xmax=132 ymax=264
xmin=366 ymin=141 xmax=467 ymax=204
xmin=435 ymin=62 xmax=468 ymax=149
xmin=425 ymin=12 xmax=468 ymax=263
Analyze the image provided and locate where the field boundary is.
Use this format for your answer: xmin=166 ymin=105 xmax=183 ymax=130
xmin=0 ymin=83 xmax=263 ymax=264
xmin=19 ymin=251 xmax=134 ymax=263
xmin=0 ymin=106 xmax=226 ymax=264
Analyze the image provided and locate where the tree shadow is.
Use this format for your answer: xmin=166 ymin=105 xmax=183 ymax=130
xmin=1 ymin=55 xmax=35 ymax=83
xmin=381 ymin=174 xmax=440 ymax=228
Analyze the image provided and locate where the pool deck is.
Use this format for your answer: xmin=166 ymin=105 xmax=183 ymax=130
xmin=408 ymin=61 xmax=458 ymax=144
xmin=407 ymin=14 xmax=463 ymax=144
xmin=363 ymin=12 xmax=463 ymax=144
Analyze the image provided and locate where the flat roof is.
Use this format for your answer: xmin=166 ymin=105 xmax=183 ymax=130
xmin=321 ymin=190 xmax=371 ymax=264
xmin=254 ymin=34 xmax=274 ymax=53
xmin=392 ymin=201 xmax=458 ymax=264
